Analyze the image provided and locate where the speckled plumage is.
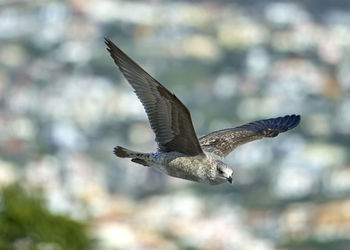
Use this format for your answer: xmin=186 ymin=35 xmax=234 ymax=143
xmin=106 ymin=38 xmax=301 ymax=185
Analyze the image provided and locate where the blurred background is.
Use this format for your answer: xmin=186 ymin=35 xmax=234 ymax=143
xmin=1 ymin=0 xmax=350 ymax=249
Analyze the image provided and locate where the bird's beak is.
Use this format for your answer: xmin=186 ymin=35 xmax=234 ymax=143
xmin=227 ymin=175 xmax=233 ymax=184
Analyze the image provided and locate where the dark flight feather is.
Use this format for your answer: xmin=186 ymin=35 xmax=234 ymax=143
xmin=105 ymin=38 xmax=203 ymax=156
xmin=199 ymin=115 xmax=301 ymax=158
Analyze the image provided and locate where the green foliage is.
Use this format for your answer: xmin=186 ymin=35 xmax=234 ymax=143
xmin=0 ymin=184 xmax=91 ymax=250
xmin=280 ymin=239 xmax=350 ymax=250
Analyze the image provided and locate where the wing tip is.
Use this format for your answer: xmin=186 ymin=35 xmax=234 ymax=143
xmin=264 ymin=114 xmax=301 ymax=137
xmin=104 ymin=37 xmax=115 ymax=53
xmin=284 ymin=114 xmax=301 ymax=130
xmin=104 ymin=38 xmax=129 ymax=72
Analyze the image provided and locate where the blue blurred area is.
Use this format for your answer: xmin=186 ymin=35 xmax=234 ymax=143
xmin=1 ymin=0 xmax=350 ymax=249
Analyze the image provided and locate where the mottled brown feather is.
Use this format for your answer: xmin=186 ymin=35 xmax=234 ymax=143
xmin=199 ymin=115 xmax=300 ymax=158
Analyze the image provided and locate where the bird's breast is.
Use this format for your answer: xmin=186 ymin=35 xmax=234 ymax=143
xmin=164 ymin=154 xmax=214 ymax=183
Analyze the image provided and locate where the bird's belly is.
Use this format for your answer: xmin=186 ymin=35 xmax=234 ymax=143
xmin=164 ymin=156 xmax=208 ymax=183
xmin=147 ymin=153 xmax=212 ymax=183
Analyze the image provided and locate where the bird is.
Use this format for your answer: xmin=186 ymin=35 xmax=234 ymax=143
xmin=105 ymin=38 xmax=301 ymax=185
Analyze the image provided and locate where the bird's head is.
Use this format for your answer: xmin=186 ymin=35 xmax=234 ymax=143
xmin=214 ymin=161 xmax=234 ymax=184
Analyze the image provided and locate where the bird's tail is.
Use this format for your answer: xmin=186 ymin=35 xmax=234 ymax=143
xmin=114 ymin=146 xmax=136 ymax=158
xmin=114 ymin=146 xmax=149 ymax=166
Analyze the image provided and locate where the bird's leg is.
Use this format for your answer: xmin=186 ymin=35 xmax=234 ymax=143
xmin=131 ymin=158 xmax=149 ymax=167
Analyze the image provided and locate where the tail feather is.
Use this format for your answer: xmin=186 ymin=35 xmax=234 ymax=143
xmin=114 ymin=146 xmax=149 ymax=166
xmin=114 ymin=146 xmax=135 ymax=158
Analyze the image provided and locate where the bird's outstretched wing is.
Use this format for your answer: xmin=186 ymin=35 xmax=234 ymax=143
xmin=199 ymin=114 xmax=300 ymax=158
xmin=105 ymin=38 xmax=203 ymax=156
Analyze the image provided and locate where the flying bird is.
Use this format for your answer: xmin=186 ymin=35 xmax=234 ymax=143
xmin=105 ymin=38 xmax=300 ymax=185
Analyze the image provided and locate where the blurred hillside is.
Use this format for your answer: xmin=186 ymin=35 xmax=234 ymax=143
xmin=0 ymin=0 xmax=350 ymax=249
xmin=0 ymin=184 xmax=91 ymax=250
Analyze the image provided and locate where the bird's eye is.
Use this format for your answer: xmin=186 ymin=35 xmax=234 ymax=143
xmin=218 ymin=169 xmax=224 ymax=174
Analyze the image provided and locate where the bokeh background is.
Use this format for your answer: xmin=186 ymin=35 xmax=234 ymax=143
xmin=1 ymin=0 xmax=350 ymax=249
